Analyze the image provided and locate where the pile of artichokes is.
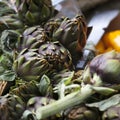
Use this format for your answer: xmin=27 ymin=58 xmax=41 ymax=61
xmin=0 ymin=0 xmax=120 ymax=120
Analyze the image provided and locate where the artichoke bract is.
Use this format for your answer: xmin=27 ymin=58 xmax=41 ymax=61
xmin=53 ymin=15 xmax=87 ymax=61
xmin=13 ymin=41 xmax=73 ymax=81
xmin=0 ymin=94 xmax=26 ymax=120
xmin=18 ymin=26 xmax=48 ymax=51
xmin=15 ymin=0 xmax=56 ymax=26
xmin=90 ymin=50 xmax=120 ymax=84
xmin=44 ymin=17 xmax=65 ymax=38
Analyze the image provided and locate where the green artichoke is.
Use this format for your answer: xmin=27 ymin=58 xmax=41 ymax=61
xmin=102 ymin=104 xmax=120 ymax=120
xmin=53 ymin=15 xmax=87 ymax=62
xmin=89 ymin=50 xmax=120 ymax=84
xmin=0 ymin=94 xmax=26 ymax=120
xmin=15 ymin=0 xmax=57 ymax=26
xmin=18 ymin=26 xmax=48 ymax=51
xmin=0 ymin=14 xmax=24 ymax=32
xmin=10 ymin=80 xmax=41 ymax=102
xmin=13 ymin=41 xmax=73 ymax=81
xmin=13 ymin=48 xmax=53 ymax=81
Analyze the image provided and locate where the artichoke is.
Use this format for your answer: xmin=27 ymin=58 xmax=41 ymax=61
xmin=102 ymin=104 xmax=120 ymax=120
xmin=15 ymin=0 xmax=57 ymax=26
xmin=53 ymin=15 xmax=87 ymax=62
xmin=18 ymin=26 xmax=48 ymax=51
xmin=13 ymin=48 xmax=53 ymax=81
xmin=27 ymin=96 xmax=55 ymax=112
xmin=0 ymin=14 xmax=24 ymax=32
xmin=65 ymin=105 xmax=99 ymax=120
xmin=38 ymin=41 xmax=73 ymax=71
xmin=89 ymin=50 xmax=120 ymax=84
xmin=13 ymin=41 xmax=73 ymax=81
xmin=0 ymin=94 xmax=26 ymax=120
xmin=10 ymin=80 xmax=41 ymax=102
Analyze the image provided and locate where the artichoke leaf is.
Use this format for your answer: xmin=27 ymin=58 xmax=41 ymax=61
xmin=0 ymin=70 xmax=16 ymax=81
xmin=91 ymin=86 xmax=117 ymax=96
xmin=86 ymin=94 xmax=120 ymax=111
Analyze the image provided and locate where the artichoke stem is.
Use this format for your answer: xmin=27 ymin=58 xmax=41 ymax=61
xmin=36 ymin=84 xmax=94 ymax=119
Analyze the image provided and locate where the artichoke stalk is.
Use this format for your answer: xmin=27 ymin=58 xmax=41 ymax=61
xmin=33 ymin=73 xmax=102 ymax=120
xmin=89 ymin=50 xmax=120 ymax=84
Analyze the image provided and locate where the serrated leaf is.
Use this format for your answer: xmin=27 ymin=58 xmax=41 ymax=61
xmin=86 ymin=94 xmax=120 ymax=111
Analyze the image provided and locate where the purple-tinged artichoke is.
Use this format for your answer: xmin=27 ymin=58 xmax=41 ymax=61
xmin=89 ymin=50 xmax=120 ymax=84
xmin=102 ymin=103 xmax=120 ymax=120
xmin=13 ymin=41 xmax=73 ymax=81
xmin=18 ymin=26 xmax=48 ymax=52
xmin=13 ymin=48 xmax=54 ymax=81
xmin=65 ymin=104 xmax=100 ymax=120
xmin=52 ymin=15 xmax=87 ymax=62
xmin=0 ymin=94 xmax=26 ymax=120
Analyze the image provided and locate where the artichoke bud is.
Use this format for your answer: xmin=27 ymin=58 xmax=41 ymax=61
xmin=26 ymin=96 xmax=59 ymax=120
xmin=52 ymin=15 xmax=87 ymax=62
xmin=13 ymin=48 xmax=54 ymax=81
xmin=15 ymin=0 xmax=56 ymax=26
xmin=38 ymin=41 xmax=73 ymax=71
xmin=90 ymin=50 xmax=120 ymax=84
xmin=18 ymin=26 xmax=49 ymax=52
xmin=102 ymin=104 xmax=120 ymax=120
xmin=0 ymin=14 xmax=24 ymax=31
xmin=0 ymin=94 xmax=26 ymax=120
xmin=65 ymin=104 xmax=99 ymax=120
xmin=44 ymin=17 xmax=64 ymax=37
xmin=10 ymin=80 xmax=41 ymax=102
